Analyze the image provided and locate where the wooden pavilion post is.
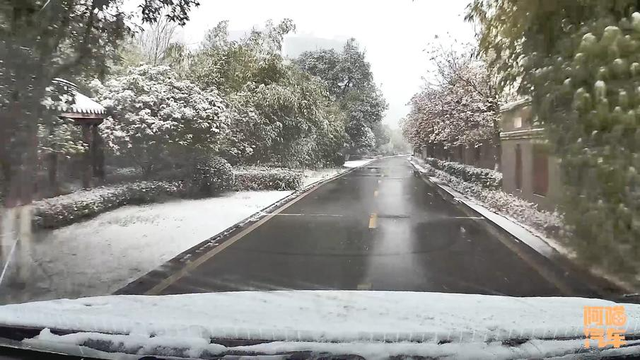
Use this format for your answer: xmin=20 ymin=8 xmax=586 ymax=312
xmin=91 ymin=124 xmax=105 ymax=182
xmin=81 ymin=123 xmax=92 ymax=188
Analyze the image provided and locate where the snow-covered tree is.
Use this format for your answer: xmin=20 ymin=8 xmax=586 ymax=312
xmin=90 ymin=65 xmax=229 ymax=175
xmin=295 ymin=39 xmax=388 ymax=154
xmin=217 ymin=90 xmax=278 ymax=165
xmin=189 ymin=19 xmax=295 ymax=95
xmin=0 ymin=0 xmax=198 ymax=206
xmin=402 ymin=44 xmax=499 ymax=153
xmin=236 ymin=67 xmax=346 ymax=167
xmin=184 ymin=19 xmax=347 ymax=168
xmin=137 ymin=16 xmax=179 ymax=66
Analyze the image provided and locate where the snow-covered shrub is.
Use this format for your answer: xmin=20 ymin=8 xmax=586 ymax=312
xmin=332 ymin=153 xmax=346 ymax=167
xmin=233 ymin=167 xmax=302 ymax=191
xmin=187 ymin=156 xmax=234 ymax=196
xmin=413 ymin=158 xmax=563 ymax=237
xmin=33 ymin=181 xmax=185 ymax=229
xmin=104 ymin=167 xmax=144 ymax=184
xmin=90 ymin=65 xmax=230 ymax=176
xmin=424 ymin=157 xmax=502 ymax=190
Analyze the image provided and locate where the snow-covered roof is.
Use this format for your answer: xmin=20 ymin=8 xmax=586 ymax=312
xmin=53 ymin=78 xmax=106 ymax=116
xmin=68 ymin=91 xmax=106 ymax=115
xmin=500 ymin=127 xmax=545 ymax=140
xmin=499 ymin=98 xmax=531 ymax=113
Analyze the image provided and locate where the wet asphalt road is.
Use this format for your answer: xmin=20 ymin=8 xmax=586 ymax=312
xmin=121 ymin=157 xmax=607 ymax=297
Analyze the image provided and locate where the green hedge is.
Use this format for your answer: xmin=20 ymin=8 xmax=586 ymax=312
xmin=33 ymin=181 xmax=185 ymax=229
xmin=423 ymin=158 xmax=502 ymax=190
xmin=233 ymin=167 xmax=303 ymax=191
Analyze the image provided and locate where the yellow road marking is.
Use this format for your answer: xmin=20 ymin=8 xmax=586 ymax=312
xmin=368 ymin=213 xmax=378 ymax=229
xmin=144 ymin=171 xmax=354 ymax=295
xmin=374 ymin=190 xmax=379 ymax=197
xmin=357 ymin=283 xmax=372 ymax=290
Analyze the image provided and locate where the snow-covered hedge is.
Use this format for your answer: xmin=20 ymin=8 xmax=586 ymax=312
xmin=414 ymin=159 xmax=562 ymax=237
xmin=187 ymin=156 xmax=234 ymax=196
xmin=31 ymin=165 xmax=305 ymax=229
xmin=33 ymin=181 xmax=185 ymax=229
xmin=423 ymin=157 xmax=502 ymax=190
xmin=104 ymin=167 xmax=144 ymax=184
xmin=233 ymin=167 xmax=303 ymax=191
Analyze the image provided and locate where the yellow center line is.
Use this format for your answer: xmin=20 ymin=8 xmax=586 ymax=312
xmin=143 ymin=172 xmax=350 ymax=295
xmin=374 ymin=190 xmax=379 ymax=197
xmin=368 ymin=213 xmax=378 ymax=229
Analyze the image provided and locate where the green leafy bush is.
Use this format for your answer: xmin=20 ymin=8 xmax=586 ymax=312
xmin=424 ymin=157 xmax=502 ymax=190
xmin=468 ymin=0 xmax=640 ymax=283
xmin=33 ymin=181 xmax=185 ymax=229
xmin=539 ymin=17 xmax=640 ymax=273
xmin=233 ymin=167 xmax=302 ymax=191
xmin=187 ymin=156 xmax=234 ymax=196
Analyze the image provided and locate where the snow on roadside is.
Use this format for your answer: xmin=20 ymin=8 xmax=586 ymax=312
xmin=344 ymin=158 xmax=375 ymax=168
xmin=0 ymin=159 xmax=378 ymax=304
xmin=408 ymin=157 xmax=571 ymax=257
xmin=0 ymin=191 xmax=291 ymax=304
xmin=302 ymin=168 xmax=343 ymax=188
xmin=434 ymin=179 xmax=567 ymax=258
xmin=302 ymin=159 xmax=376 ymax=188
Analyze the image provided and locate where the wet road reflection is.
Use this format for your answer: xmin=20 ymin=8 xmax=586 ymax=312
xmin=129 ymin=157 xmax=601 ymax=298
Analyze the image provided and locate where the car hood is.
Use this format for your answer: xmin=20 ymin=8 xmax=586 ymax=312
xmin=0 ymin=291 xmax=638 ymax=359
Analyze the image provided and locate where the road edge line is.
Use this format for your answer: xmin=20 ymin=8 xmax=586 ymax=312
xmin=406 ymin=157 xmax=624 ymax=299
xmin=115 ymin=162 xmax=370 ymax=295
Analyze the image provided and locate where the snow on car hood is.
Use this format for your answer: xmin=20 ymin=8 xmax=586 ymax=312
xmin=0 ymin=291 xmax=639 ymax=359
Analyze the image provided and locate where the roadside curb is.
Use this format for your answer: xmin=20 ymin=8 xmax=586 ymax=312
xmin=115 ymin=161 xmax=371 ymax=295
xmin=407 ymin=157 xmax=629 ymax=300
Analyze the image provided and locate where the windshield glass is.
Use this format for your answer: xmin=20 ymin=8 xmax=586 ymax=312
xmin=1 ymin=0 xmax=640 ymax=359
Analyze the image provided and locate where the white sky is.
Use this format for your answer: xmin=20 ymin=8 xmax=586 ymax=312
xmin=162 ymin=0 xmax=476 ymax=127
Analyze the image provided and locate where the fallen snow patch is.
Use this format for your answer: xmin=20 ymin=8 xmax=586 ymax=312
xmin=0 ymin=191 xmax=291 ymax=304
xmin=0 ymin=158 xmax=380 ymax=304
xmin=302 ymin=159 xmax=376 ymax=188
xmin=302 ymin=168 xmax=343 ymax=188
xmin=344 ymin=159 xmax=375 ymax=168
